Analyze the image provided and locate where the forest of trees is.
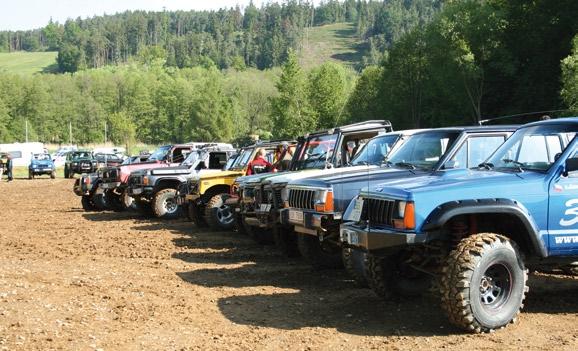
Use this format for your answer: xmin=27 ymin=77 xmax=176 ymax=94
xmin=0 ymin=0 xmax=577 ymax=148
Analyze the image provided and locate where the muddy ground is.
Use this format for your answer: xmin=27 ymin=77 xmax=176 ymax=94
xmin=0 ymin=178 xmax=577 ymax=350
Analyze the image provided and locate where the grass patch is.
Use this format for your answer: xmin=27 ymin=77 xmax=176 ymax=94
xmin=299 ymin=22 xmax=367 ymax=70
xmin=0 ymin=51 xmax=58 ymax=75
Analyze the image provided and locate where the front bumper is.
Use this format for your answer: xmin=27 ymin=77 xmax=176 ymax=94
xmin=286 ymin=209 xmax=339 ymax=236
xmin=128 ymin=186 xmax=153 ymax=198
xmin=30 ymin=168 xmax=54 ymax=174
xmin=339 ymin=224 xmax=424 ymax=252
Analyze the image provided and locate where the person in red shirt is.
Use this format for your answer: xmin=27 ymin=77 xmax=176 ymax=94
xmin=246 ymin=148 xmax=272 ymax=175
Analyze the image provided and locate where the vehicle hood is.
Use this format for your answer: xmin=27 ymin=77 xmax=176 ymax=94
xmin=149 ymin=165 xmax=190 ymax=176
xmin=196 ymin=170 xmax=244 ymax=181
xmin=265 ymin=165 xmax=377 ymax=186
xmin=119 ymin=161 xmax=165 ymax=183
xmin=362 ymin=169 xmax=549 ymax=232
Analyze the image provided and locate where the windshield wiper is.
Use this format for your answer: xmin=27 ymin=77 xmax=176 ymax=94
xmin=502 ymin=159 xmax=525 ymax=172
xmin=478 ymin=162 xmax=494 ymax=170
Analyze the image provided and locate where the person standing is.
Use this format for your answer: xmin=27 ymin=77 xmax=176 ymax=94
xmin=6 ymin=154 xmax=13 ymax=181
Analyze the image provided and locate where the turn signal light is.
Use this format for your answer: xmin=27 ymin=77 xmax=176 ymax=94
xmin=403 ymin=202 xmax=415 ymax=230
xmin=314 ymin=191 xmax=334 ymax=212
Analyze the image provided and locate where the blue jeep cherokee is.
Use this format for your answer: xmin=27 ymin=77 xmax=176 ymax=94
xmin=286 ymin=126 xmax=515 ymax=271
xmin=340 ymin=118 xmax=578 ymax=333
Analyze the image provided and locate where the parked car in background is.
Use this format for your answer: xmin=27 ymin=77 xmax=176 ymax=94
xmin=64 ymin=150 xmax=95 ymax=178
xmin=94 ymin=153 xmax=124 ymax=168
xmin=28 ymin=153 xmax=56 ymax=179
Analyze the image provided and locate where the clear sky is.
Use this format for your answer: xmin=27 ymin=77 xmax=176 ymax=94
xmin=0 ymin=0 xmax=276 ymax=31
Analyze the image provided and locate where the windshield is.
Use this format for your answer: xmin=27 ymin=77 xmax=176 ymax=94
xmin=182 ymin=150 xmax=202 ymax=166
xmin=485 ymin=124 xmax=577 ymax=172
xmin=72 ymin=151 xmax=91 ymax=159
xmin=293 ymin=134 xmax=338 ymax=170
xmin=351 ymin=134 xmax=399 ymax=166
xmin=148 ymin=145 xmax=171 ymax=161
xmin=224 ymin=154 xmax=237 ymax=170
xmin=386 ymin=131 xmax=460 ymax=170
xmin=34 ymin=154 xmax=51 ymax=161
xmin=230 ymin=148 xmax=253 ymax=170
xmin=95 ymin=154 xmax=121 ymax=162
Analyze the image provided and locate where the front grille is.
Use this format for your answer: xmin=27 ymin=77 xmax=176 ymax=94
xmin=81 ymin=162 xmax=91 ymax=168
xmin=361 ymin=198 xmax=395 ymax=226
xmin=260 ymin=188 xmax=273 ymax=205
xmin=288 ymin=189 xmax=316 ymax=210
xmin=273 ymin=188 xmax=283 ymax=207
xmin=242 ymin=186 xmax=255 ymax=200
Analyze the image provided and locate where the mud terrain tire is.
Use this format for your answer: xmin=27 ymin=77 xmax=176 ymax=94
xmin=81 ymin=195 xmax=94 ymax=211
xmin=205 ymin=194 xmax=235 ymax=230
xmin=273 ymin=225 xmax=300 ymax=257
xmin=153 ymin=188 xmax=183 ymax=219
xmin=440 ymin=233 xmax=528 ymax=333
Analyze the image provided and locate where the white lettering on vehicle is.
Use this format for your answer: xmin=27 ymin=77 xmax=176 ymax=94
xmin=559 ymin=199 xmax=578 ymax=226
xmin=554 ymin=235 xmax=578 ymax=245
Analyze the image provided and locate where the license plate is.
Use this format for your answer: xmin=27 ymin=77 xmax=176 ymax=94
xmin=132 ymin=188 xmax=143 ymax=195
xmin=346 ymin=198 xmax=364 ymax=222
xmin=43 ymin=168 xmax=52 ymax=171
xmin=259 ymin=204 xmax=272 ymax=212
xmin=289 ymin=209 xmax=303 ymax=223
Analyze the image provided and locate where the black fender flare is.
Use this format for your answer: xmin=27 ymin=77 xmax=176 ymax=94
xmin=422 ymin=198 xmax=547 ymax=257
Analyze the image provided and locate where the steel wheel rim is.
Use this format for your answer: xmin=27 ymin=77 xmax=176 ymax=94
xmin=163 ymin=197 xmax=178 ymax=214
xmin=216 ymin=204 xmax=233 ymax=224
xmin=479 ymin=262 xmax=512 ymax=311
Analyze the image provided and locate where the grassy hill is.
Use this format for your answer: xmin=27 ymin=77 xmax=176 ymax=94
xmin=299 ymin=22 xmax=367 ymax=70
xmin=0 ymin=51 xmax=58 ymax=75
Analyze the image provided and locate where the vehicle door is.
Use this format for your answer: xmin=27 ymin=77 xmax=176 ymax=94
xmin=548 ymin=133 xmax=578 ymax=255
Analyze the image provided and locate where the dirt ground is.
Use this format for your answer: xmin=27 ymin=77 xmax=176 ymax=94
xmin=1 ymin=178 xmax=577 ymax=350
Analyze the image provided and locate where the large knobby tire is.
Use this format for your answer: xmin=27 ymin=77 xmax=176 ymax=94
xmin=188 ymin=202 xmax=207 ymax=227
xmin=297 ymin=233 xmax=343 ymax=269
xmin=28 ymin=170 xmax=33 ymax=180
xmin=343 ymin=248 xmax=369 ymax=287
xmin=92 ymin=191 xmax=108 ymax=211
xmin=134 ymin=199 xmax=153 ymax=217
xmin=50 ymin=171 xmax=56 ymax=179
xmin=205 ymin=194 xmax=236 ymax=230
xmin=64 ymin=167 xmax=70 ymax=179
xmin=153 ymin=188 xmax=183 ymax=219
xmin=273 ymin=225 xmax=300 ymax=257
xmin=440 ymin=233 xmax=528 ymax=333
xmin=105 ymin=190 xmax=124 ymax=212
xmin=81 ymin=195 xmax=95 ymax=211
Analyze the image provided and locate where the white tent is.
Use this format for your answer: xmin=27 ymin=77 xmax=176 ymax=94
xmin=0 ymin=142 xmax=46 ymax=167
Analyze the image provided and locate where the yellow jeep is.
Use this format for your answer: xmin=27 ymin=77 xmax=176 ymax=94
xmin=181 ymin=141 xmax=291 ymax=229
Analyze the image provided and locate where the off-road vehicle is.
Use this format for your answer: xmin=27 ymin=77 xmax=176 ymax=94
xmin=179 ymin=140 xmax=292 ymax=230
xmin=28 ymin=153 xmax=56 ymax=179
xmin=286 ymin=126 xmax=515 ymax=271
xmin=64 ymin=150 xmax=96 ymax=178
xmin=238 ymin=121 xmax=394 ymax=250
xmin=77 ymin=144 xmax=201 ymax=212
xmin=340 ymin=118 xmax=578 ymax=332
xmin=127 ymin=143 xmax=235 ymax=219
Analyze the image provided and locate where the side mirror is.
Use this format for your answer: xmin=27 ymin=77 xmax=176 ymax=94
xmin=565 ymin=158 xmax=578 ymax=176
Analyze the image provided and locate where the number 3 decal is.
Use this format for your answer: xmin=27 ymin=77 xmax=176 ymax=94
xmin=560 ymin=199 xmax=578 ymax=226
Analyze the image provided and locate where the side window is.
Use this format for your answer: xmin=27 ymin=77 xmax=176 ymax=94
xmin=208 ymin=153 xmax=227 ymax=169
xmin=468 ymin=136 xmax=505 ymax=167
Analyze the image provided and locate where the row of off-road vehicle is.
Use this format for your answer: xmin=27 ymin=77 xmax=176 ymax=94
xmin=71 ymin=118 xmax=578 ymax=334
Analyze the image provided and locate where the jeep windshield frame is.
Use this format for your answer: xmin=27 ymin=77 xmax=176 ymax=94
xmin=182 ymin=150 xmax=201 ymax=166
xmin=229 ymin=147 xmax=253 ymax=171
xmin=349 ymin=134 xmax=400 ymax=166
xmin=384 ymin=131 xmax=461 ymax=171
xmin=483 ymin=124 xmax=578 ymax=173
